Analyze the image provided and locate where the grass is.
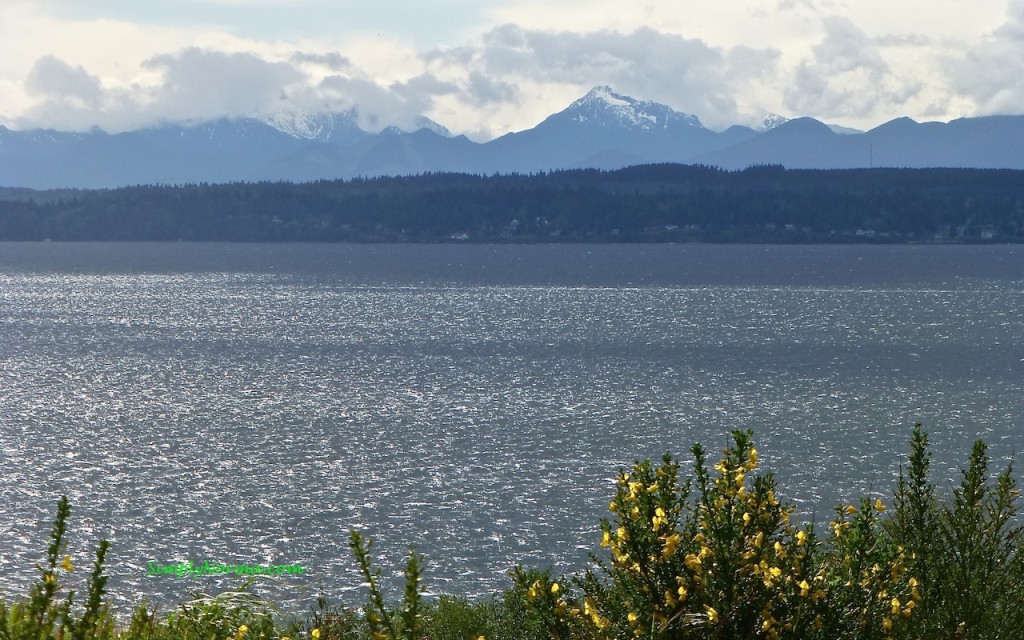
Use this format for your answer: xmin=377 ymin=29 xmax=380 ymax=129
xmin=2 ymin=424 xmax=1022 ymax=639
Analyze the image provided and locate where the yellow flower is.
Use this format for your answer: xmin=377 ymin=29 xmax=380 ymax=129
xmin=235 ymin=625 xmax=248 ymax=640
xmin=749 ymin=447 xmax=759 ymax=465
xmin=601 ymin=530 xmax=612 ymax=547
xmin=705 ymin=605 xmax=719 ymax=625
xmin=796 ymin=530 xmax=807 ymax=546
xmin=875 ymin=498 xmax=887 ymax=512
xmin=61 ymin=555 xmax=74 ymax=572
xmin=799 ymin=579 xmax=811 ymax=596
xmin=882 ymin=617 xmax=893 ymax=631
xmin=551 ymin=582 xmax=560 ymax=595
xmin=845 ymin=505 xmax=858 ymax=515
xmin=891 ymin=597 xmax=901 ymax=615
xmin=662 ymin=533 xmax=681 ymax=559
xmin=311 ymin=629 xmax=320 ymax=639
xmin=627 ymin=612 xmax=638 ymax=624
xmin=684 ymin=553 xmax=702 ymax=573
xmin=554 ymin=600 xmax=567 ymax=616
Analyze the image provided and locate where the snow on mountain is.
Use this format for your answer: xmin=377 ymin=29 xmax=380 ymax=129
xmin=761 ymin=113 xmax=790 ymax=131
xmin=761 ymin=113 xmax=862 ymax=135
xmin=264 ymin=108 xmax=451 ymax=142
xmin=6 ymin=85 xmax=1024 ymax=189
xmin=411 ymin=116 xmax=453 ymax=137
xmin=563 ymin=85 xmax=704 ymax=131
xmin=263 ymin=108 xmax=363 ymax=142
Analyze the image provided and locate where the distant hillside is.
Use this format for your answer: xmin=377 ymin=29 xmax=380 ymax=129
xmin=4 ymin=87 xmax=1024 ymax=189
xmin=2 ymin=165 xmax=1022 ymax=243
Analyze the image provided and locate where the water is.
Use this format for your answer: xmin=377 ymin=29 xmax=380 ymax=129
xmin=1 ymin=243 xmax=1023 ymax=614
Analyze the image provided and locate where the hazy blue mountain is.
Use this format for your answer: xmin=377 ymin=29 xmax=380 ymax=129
xmin=695 ymin=117 xmax=856 ymax=169
xmin=0 ymin=118 xmax=306 ymax=187
xmin=696 ymin=115 xmax=1024 ymax=170
xmin=265 ymin=128 xmax=483 ymax=181
xmin=479 ymin=85 xmax=727 ymax=173
xmin=4 ymin=86 xmax=1024 ymax=188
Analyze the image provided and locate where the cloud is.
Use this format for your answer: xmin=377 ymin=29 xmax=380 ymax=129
xmin=317 ymin=74 xmax=448 ymax=131
xmin=3 ymin=0 xmax=1022 ymax=137
xmin=289 ymin=51 xmax=353 ymax=72
xmin=25 ymin=55 xmax=104 ymax=106
xmin=431 ymin=25 xmax=782 ymax=130
xmin=945 ymin=0 xmax=1024 ymax=116
xmin=141 ymin=47 xmax=304 ymax=122
xmin=465 ymin=71 xmax=518 ymax=106
xmin=784 ymin=17 xmax=921 ymax=119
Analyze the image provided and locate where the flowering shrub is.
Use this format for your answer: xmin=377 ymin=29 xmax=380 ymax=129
xmin=2 ymin=425 xmax=1020 ymax=640
xmin=517 ymin=429 xmax=979 ymax=640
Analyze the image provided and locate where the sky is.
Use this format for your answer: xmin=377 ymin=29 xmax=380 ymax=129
xmin=2 ymin=0 xmax=1023 ymax=140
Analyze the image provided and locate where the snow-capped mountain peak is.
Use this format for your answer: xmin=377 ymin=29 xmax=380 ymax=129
xmin=761 ymin=113 xmax=790 ymax=131
xmin=264 ymin=107 xmax=452 ymax=142
xmin=562 ymin=85 xmax=704 ymax=131
xmin=585 ymin=85 xmax=633 ymax=108
xmin=263 ymin=108 xmax=361 ymax=142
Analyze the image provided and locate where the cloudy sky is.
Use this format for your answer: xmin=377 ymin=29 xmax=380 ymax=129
xmin=2 ymin=0 xmax=1022 ymax=139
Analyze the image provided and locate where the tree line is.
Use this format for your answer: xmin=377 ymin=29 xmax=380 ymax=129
xmin=1 ymin=164 xmax=1023 ymax=242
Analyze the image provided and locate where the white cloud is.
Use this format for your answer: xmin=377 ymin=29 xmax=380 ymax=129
xmin=25 ymin=56 xmax=104 ymax=106
xmin=427 ymin=25 xmax=782 ymax=131
xmin=783 ymin=17 xmax=921 ymax=119
xmin=945 ymin=0 xmax=1024 ymax=116
xmin=141 ymin=48 xmax=303 ymax=122
xmin=1 ymin=0 xmax=1023 ymax=136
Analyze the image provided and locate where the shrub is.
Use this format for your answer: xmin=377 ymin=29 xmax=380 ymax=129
xmin=517 ymin=427 xmax=1022 ymax=639
xmin=3 ymin=425 xmax=1021 ymax=640
xmin=0 ymin=495 xmax=116 ymax=640
xmin=887 ymin=424 xmax=1024 ymax=639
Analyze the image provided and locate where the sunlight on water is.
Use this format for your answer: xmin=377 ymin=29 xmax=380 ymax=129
xmin=1 ymin=243 xmax=1023 ymax=613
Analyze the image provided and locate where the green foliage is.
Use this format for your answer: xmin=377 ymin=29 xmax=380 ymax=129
xmin=0 ymin=496 xmax=115 ymax=640
xmin=887 ymin=425 xmax=1024 ymax=639
xmin=2 ymin=426 xmax=1022 ymax=640
xmin=516 ymin=428 xmax=1020 ymax=640
xmin=348 ymin=530 xmax=425 ymax=640
xmin=530 ymin=432 xmax=831 ymax=639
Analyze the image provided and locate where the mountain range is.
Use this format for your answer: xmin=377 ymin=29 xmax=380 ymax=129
xmin=3 ymin=85 xmax=1024 ymax=189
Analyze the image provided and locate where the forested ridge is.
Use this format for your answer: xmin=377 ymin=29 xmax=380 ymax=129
xmin=2 ymin=164 xmax=1023 ymax=242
